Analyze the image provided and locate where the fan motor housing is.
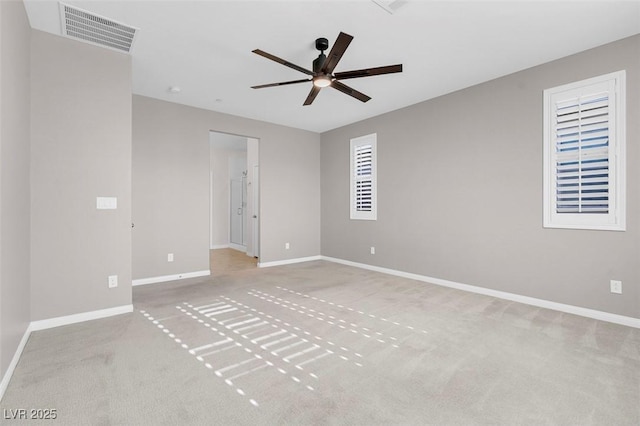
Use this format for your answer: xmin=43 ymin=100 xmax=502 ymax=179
xmin=313 ymin=53 xmax=326 ymax=73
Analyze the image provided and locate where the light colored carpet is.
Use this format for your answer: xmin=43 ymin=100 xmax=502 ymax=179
xmin=1 ymin=260 xmax=638 ymax=425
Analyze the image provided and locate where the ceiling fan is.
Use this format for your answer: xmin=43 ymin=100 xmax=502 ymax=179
xmin=251 ymin=32 xmax=403 ymax=106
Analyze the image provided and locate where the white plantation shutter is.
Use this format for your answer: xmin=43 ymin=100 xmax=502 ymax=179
xmin=350 ymin=134 xmax=377 ymax=220
xmin=543 ymin=71 xmax=625 ymax=231
xmin=355 ymin=144 xmax=373 ymax=212
xmin=555 ymin=92 xmax=610 ymax=214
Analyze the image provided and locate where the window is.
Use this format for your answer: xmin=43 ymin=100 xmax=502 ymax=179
xmin=350 ymin=133 xmax=377 ymax=220
xmin=543 ymin=71 xmax=626 ymax=231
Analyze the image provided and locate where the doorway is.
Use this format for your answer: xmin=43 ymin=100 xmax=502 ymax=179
xmin=209 ymin=132 xmax=260 ymax=270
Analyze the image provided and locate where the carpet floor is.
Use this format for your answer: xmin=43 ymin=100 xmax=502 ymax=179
xmin=1 ymin=260 xmax=638 ymax=425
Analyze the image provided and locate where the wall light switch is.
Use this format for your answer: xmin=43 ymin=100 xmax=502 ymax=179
xmin=370 ymin=246 xmax=376 ymax=255
xmin=108 ymin=275 xmax=118 ymax=288
xmin=168 ymin=253 xmax=174 ymax=262
xmin=285 ymin=242 xmax=290 ymax=250
xmin=97 ymin=197 xmax=117 ymax=210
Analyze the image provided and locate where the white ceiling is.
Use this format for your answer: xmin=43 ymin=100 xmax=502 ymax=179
xmin=24 ymin=0 xmax=640 ymax=133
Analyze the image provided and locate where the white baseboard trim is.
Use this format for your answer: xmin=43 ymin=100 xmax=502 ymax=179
xmin=0 ymin=325 xmax=30 ymax=402
xmin=229 ymin=243 xmax=246 ymax=253
xmin=132 ymin=270 xmax=210 ymax=286
xmin=321 ymin=256 xmax=640 ymax=329
xmin=258 ymin=255 xmax=322 ymax=268
xmin=1 ymin=304 xmax=133 ymax=401
xmin=210 ymin=244 xmax=229 ymax=250
xmin=30 ymin=304 xmax=134 ymax=331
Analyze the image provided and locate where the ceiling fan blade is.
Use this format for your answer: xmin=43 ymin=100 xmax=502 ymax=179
xmin=331 ymin=81 xmax=371 ymax=103
xmin=334 ymin=64 xmax=403 ymax=80
xmin=303 ymin=86 xmax=321 ymax=106
xmin=320 ymin=32 xmax=353 ymax=74
xmin=251 ymin=79 xmax=311 ymax=89
xmin=252 ymin=49 xmax=314 ymax=76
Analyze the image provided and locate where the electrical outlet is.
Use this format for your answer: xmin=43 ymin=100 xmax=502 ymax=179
xmin=168 ymin=253 xmax=174 ymax=262
xmin=370 ymin=246 xmax=375 ymax=255
xmin=108 ymin=275 xmax=118 ymax=288
xmin=610 ymin=280 xmax=622 ymax=294
xmin=285 ymin=242 xmax=290 ymax=250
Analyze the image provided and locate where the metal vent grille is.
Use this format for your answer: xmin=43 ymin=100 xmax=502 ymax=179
xmin=59 ymin=2 xmax=138 ymax=53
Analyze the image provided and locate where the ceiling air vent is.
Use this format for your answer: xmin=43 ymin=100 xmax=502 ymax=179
xmin=59 ymin=2 xmax=138 ymax=53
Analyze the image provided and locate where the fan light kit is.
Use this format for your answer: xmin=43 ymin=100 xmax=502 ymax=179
xmin=251 ymin=32 xmax=403 ymax=106
xmin=313 ymin=75 xmax=332 ymax=88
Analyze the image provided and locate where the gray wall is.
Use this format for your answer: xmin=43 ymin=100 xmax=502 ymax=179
xmin=321 ymin=35 xmax=639 ymax=319
xmin=133 ymin=96 xmax=320 ymax=279
xmin=210 ymin=145 xmax=234 ymax=248
xmin=0 ymin=0 xmax=31 ymax=380
xmin=30 ymin=31 xmax=132 ymax=321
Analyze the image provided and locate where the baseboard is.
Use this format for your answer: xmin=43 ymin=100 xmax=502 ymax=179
xmin=229 ymin=243 xmax=246 ymax=253
xmin=210 ymin=244 xmax=229 ymax=250
xmin=258 ymin=255 xmax=322 ymax=268
xmin=321 ymin=256 xmax=640 ymax=329
xmin=30 ymin=304 xmax=134 ymax=331
xmin=132 ymin=270 xmax=210 ymax=286
xmin=0 ymin=325 xmax=30 ymax=402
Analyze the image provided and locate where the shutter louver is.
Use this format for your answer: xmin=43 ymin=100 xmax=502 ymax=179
xmin=554 ymin=92 xmax=610 ymax=214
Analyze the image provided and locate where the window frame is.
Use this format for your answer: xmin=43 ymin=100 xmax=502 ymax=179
xmin=543 ymin=70 xmax=626 ymax=231
xmin=350 ymin=133 xmax=377 ymax=221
